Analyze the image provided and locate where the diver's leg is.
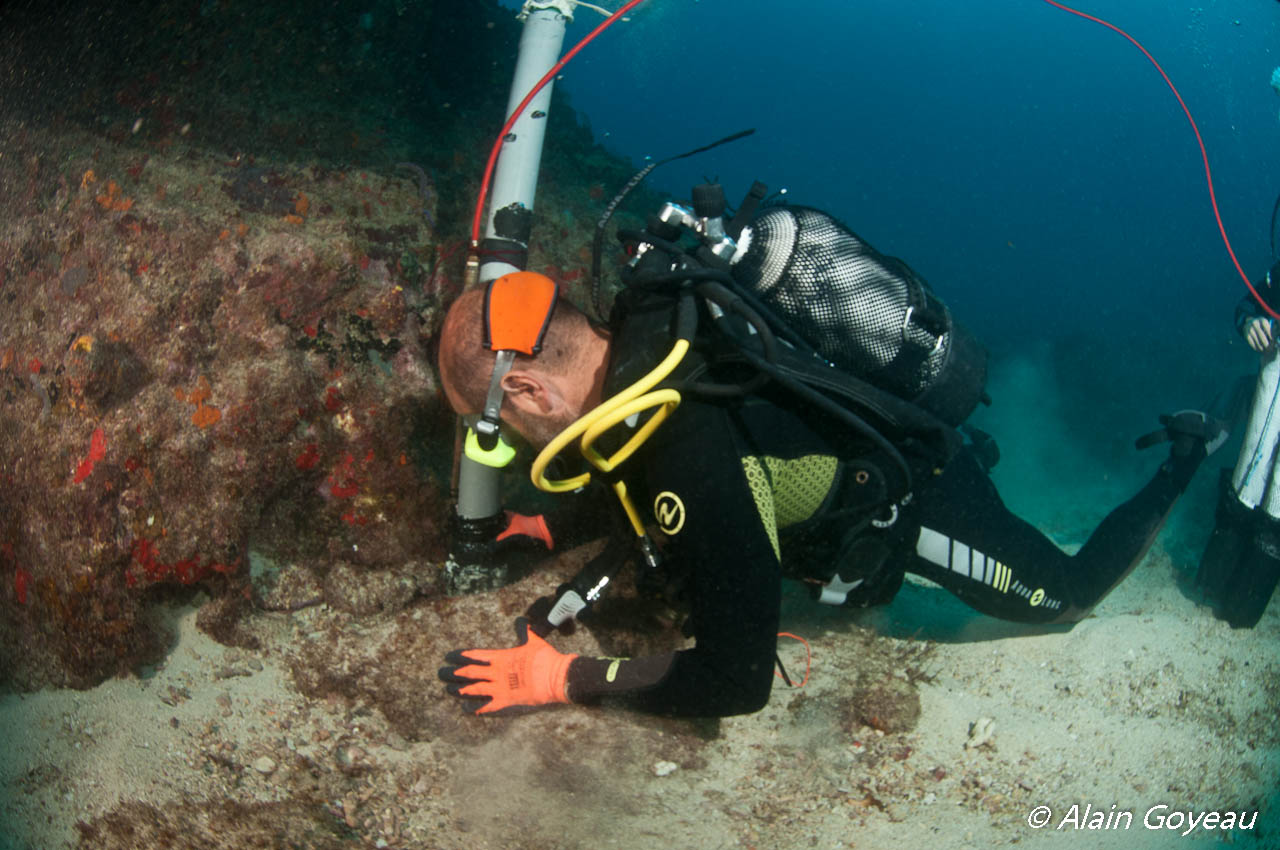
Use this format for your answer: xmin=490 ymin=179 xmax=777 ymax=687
xmin=904 ymin=448 xmax=1077 ymax=624
xmin=1197 ymin=469 xmax=1253 ymax=606
xmin=1198 ymin=474 xmax=1280 ymax=628
xmin=1197 ymin=358 xmax=1280 ymax=628
xmin=1054 ymin=440 xmax=1205 ymax=618
xmin=1213 ymin=521 xmax=1280 ymax=627
xmin=907 ymin=415 xmax=1216 ymax=624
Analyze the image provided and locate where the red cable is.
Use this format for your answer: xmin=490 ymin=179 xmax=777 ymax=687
xmin=470 ymin=0 xmax=649 ymax=247
xmin=1041 ymin=0 xmax=1278 ymax=319
xmin=775 ymin=631 xmax=811 ymax=688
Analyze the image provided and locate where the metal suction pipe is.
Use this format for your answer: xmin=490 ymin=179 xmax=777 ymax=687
xmin=480 ymin=2 xmax=573 ymax=281
xmin=449 ymin=2 xmax=572 ymax=591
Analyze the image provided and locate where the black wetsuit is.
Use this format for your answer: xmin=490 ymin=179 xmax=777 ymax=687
xmin=563 ymin=377 xmax=1205 ymax=717
xmin=1233 ymin=259 xmax=1280 ymax=336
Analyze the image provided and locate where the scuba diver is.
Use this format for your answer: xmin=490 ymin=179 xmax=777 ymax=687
xmin=1196 ymin=258 xmax=1280 ymax=628
xmin=436 ymin=192 xmax=1227 ymax=718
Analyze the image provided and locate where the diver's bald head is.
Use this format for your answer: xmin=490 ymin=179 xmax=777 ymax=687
xmin=437 ymin=288 xmax=494 ymax=415
xmin=436 ymin=287 xmax=610 ymax=446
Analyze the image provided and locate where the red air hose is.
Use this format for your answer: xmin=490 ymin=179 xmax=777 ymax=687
xmin=470 ymin=0 xmax=648 ymax=247
xmin=1041 ymin=0 xmax=1278 ymax=319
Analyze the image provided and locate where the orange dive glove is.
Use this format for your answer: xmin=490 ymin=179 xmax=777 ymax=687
xmin=495 ymin=511 xmax=554 ymax=550
xmin=438 ymin=618 xmax=578 ymax=716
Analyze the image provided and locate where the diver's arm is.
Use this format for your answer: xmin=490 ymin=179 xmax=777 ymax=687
xmin=529 ymin=486 xmax=617 ymax=550
xmin=1236 ymin=261 xmax=1280 ymax=344
xmin=564 ymin=403 xmax=782 ymax=717
xmin=1235 ymin=293 xmax=1266 ymax=342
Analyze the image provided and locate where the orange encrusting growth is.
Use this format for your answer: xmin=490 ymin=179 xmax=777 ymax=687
xmin=95 ymin=180 xmax=135 ymax=212
xmin=175 ymin=375 xmax=222 ymax=428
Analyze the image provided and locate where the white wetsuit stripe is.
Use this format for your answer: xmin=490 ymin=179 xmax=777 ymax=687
xmin=916 ymin=527 xmax=951 ymax=570
xmin=917 ymin=527 xmax=1002 ymax=587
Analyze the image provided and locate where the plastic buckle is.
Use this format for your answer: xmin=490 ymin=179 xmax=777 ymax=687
xmin=871 ymin=503 xmax=899 ymax=529
xmin=464 ymin=427 xmax=517 ymax=469
xmin=817 ymin=574 xmax=864 ymax=606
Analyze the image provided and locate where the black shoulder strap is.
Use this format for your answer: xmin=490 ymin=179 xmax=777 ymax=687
xmin=767 ymin=348 xmax=962 ymax=469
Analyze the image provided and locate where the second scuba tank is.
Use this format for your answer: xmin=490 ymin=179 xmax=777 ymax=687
xmin=1232 ymin=343 xmax=1280 ymax=517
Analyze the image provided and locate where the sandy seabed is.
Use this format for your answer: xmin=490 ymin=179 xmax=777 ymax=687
xmin=2 ymin=527 xmax=1276 ymax=849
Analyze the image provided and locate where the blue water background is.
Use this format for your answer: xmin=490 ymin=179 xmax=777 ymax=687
xmin=504 ymin=0 xmax=1279 ymax=357
xmin=489 ymin=0 xmax=1280 ymax=552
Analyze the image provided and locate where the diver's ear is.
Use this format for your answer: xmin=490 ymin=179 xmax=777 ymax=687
xmin=501 ymin=370 xmax=556 ymax=416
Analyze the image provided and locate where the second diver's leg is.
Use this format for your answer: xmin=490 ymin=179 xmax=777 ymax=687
xmin=1199 ymin=472 xmax=1280 ymax=629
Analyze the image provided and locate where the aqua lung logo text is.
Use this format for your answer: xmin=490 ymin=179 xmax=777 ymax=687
xmin=653 ymin=491 xmax=686 ymax=535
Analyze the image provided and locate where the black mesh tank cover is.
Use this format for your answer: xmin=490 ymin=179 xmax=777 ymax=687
xmin=730 ymin=206 xmax=986 ymax=423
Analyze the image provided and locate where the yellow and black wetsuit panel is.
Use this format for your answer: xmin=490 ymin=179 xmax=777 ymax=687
xmin=741 ymin=454 xmax=838 ymax=561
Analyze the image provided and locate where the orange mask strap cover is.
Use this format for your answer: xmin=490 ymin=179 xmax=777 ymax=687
xmin=476 ymin=272 xmax=560 ymax=448
xmin=483 ymin=271 xmax=558 ymax=355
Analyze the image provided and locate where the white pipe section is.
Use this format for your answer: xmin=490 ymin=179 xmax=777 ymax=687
xmin=456 ymin=7 xmax=571 ymax=532
xmin=481 ymin=7 xmax=569 ymax=282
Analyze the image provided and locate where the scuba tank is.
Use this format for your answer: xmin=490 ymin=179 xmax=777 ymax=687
xmin=728 ymin=205 xmax=988 ymax=427
xmin=622 ymin=187 xmax=988 ymax=425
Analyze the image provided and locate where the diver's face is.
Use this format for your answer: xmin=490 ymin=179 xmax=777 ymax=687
xmin=439 ymin=369 xmax=578 ymax=452
xmin=502 ymin=375 xmax=589 ymax=450
xmin=440 ymin=376 xmax=467 ymax=419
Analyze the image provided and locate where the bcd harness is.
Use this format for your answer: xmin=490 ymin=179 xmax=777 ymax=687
xmin=469 ymin=177 xmax=990 ymax=634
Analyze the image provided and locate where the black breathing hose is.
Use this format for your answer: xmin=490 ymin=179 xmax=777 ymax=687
xmin=693 ymin=279 xmax=914 ymax=495
xmin=591 ymin=129 xmax=756 ymax=319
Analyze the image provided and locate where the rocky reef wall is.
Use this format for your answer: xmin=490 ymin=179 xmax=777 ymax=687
xmin=0 ymin=0 xmax=649 ymax=690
